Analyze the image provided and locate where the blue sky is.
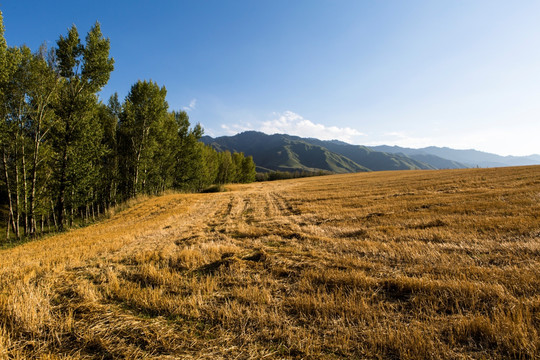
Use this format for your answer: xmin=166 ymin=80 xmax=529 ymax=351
xmin=2 ymin=1 xmax=539 ymax=156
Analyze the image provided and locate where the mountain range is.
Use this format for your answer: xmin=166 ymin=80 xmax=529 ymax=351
xmin=370 ymin=145 xmax=540 ymax=168
xmin=202 ymin=131 xmax=540 ymax=173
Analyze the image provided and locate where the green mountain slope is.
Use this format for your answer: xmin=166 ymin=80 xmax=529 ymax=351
xmin=203 ymin=132 xmax=368 ymax=173
xmin=201 ymin=132 xmax=434 ymax=173
xmin=304 ymin=138 xmax=434 ymax=171
xmin=404 ymin=153 xmax=468 ymax=169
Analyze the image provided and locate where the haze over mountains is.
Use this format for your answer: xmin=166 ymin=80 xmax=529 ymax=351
xmin=371 ymin=145 xmax=540 ymax=168
xmin=202 ymin=131 xmax=540 ymax=173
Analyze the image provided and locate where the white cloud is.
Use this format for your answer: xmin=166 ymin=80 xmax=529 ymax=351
xmin=182 ymin=98 xmax=197 ymax=111
xmin=259 ymin=111 xmax=365 ymax=143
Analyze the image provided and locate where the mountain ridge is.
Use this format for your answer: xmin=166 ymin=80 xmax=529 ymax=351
xmin=369 ymin=145 xmax=540 ymax=168
xmin=202 ymin=131 xmax=539 ymax=173
xmin=202 ymin=131 xmax=455 ymax=173
xmin=203 ymin=132 xmax=370 ymax=173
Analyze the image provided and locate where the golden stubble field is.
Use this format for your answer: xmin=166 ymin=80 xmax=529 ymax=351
xmin=1 ymin=166 xmax=539 ymax=359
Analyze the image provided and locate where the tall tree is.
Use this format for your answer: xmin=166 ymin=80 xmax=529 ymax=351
xmin=0 ymin=11 xmax=11 ymax=239
xmin=173 ymin=111 xmax=205 ymax=191
xmin=231 ymin=152 xmax=244 ymax=183
xmin=150 ymin=111 xmax=179 ymax=193
xmin=240 ymin=155 xmax=256 ymax=183
xmin=22 ymin=45 xmax=58 ymax=235
xmin=118 ymin=80 xmax=168 ymax=198
xmin=96 ymin=94 xmax=120 ymax=208
xmin=52 ymin=23 xmax=114 ymax=230
xmin=0 ymin=41 xmax=30 ymax=239
xmin=0 ymin=12 xmax=22 ymax=238
xmin=216 ymin=151 xmax=233 ymax=185
xmin=8 ymin=46 xmax=33 ymax=236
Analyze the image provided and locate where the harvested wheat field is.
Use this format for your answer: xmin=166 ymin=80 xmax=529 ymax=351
xmin=1 ymin=166 xmax=539 ymax=359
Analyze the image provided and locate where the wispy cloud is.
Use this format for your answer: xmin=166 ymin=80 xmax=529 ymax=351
xmin=231 ymin=111 xmax=365 ymax=143
xmin=182 ymin=99 xmax=197 ymax=111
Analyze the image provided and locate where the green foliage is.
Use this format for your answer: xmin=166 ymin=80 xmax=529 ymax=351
xmin=173 ymin=112 xmax=206 ymax=191
xmin=217 ymin=151 xmax=233 ymax=184
xmin=118 ymin=80 xmax=168 ymax=197
xmin=240 ymin=156 xmax=256 ymax=183
xmin=256 ymin=170 xmax=332 ymax=182
xmin=51 ymin=23 xmax=116 ymax=230
xmin=55 ymin=25 xmax=83 ymax=78
xmin=0 ymin=10 xmax=8 ymax=91
xmin=0 ymin=26 xmax=59 ymax=238
xmin=82 ymin=22 xmax=114 ymax=91
xmin=200 ymin=144 xmax=219 ymax=187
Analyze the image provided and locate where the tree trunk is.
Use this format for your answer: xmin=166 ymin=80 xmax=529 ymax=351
xmin=51 ymin=201 xmax=58 ymax=230
xmin=14 ymin=146 xmax=21 ymax=239
xmin=141 ymin=166 xmax=147 ymax=193
xmin=29 ymin=78 xmax=57 ymax=235
xmin=134 ymin=144 xmax=142 ymax=197
xmin=2 ymin=148 xmax=17 ymax=239
xmin=56 ymin=146 xmax=68 ymax=231
xmin=6 ymin=214 xmax=10 ymax=241
xmin=21 ymin=139 xmax=29 ymax=236
xmin=29 ymin=120 xmax=41 ymax=235
xmin=133 ymin=125 xmax=149 ymax=198
xmin=69 ymin=189 xmax=74 ymax=227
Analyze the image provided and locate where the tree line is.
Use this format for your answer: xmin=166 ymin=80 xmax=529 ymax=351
xmin=0 ymin=14 xmax=256 ymax=240
xmin=255 ymin=170 xmax=332 ymax=182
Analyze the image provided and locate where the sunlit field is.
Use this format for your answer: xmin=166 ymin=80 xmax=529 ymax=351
xmin=1 ymin=166 xmax=539 ymax=359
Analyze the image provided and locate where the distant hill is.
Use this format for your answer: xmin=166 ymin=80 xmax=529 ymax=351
xmin=368 ymin=145 xmax=468 ymax=169
xmin=202 ymin=132 xmax=437 ymax=173
xmin=202 ymin=131 xmax=538 ymax=173
xmin=527 ymin=154 xmax=540 ymax=162
xmin=202 ymin=132 xmax=369 ymax=173
xmin=301 ymin=138 xmax=436 ymax=171
xmin=370 ymin=145 xmax=540 ymax=168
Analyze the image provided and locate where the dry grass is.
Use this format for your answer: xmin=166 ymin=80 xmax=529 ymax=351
xmin=1 ymin=166 xmax=539 ymax=359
